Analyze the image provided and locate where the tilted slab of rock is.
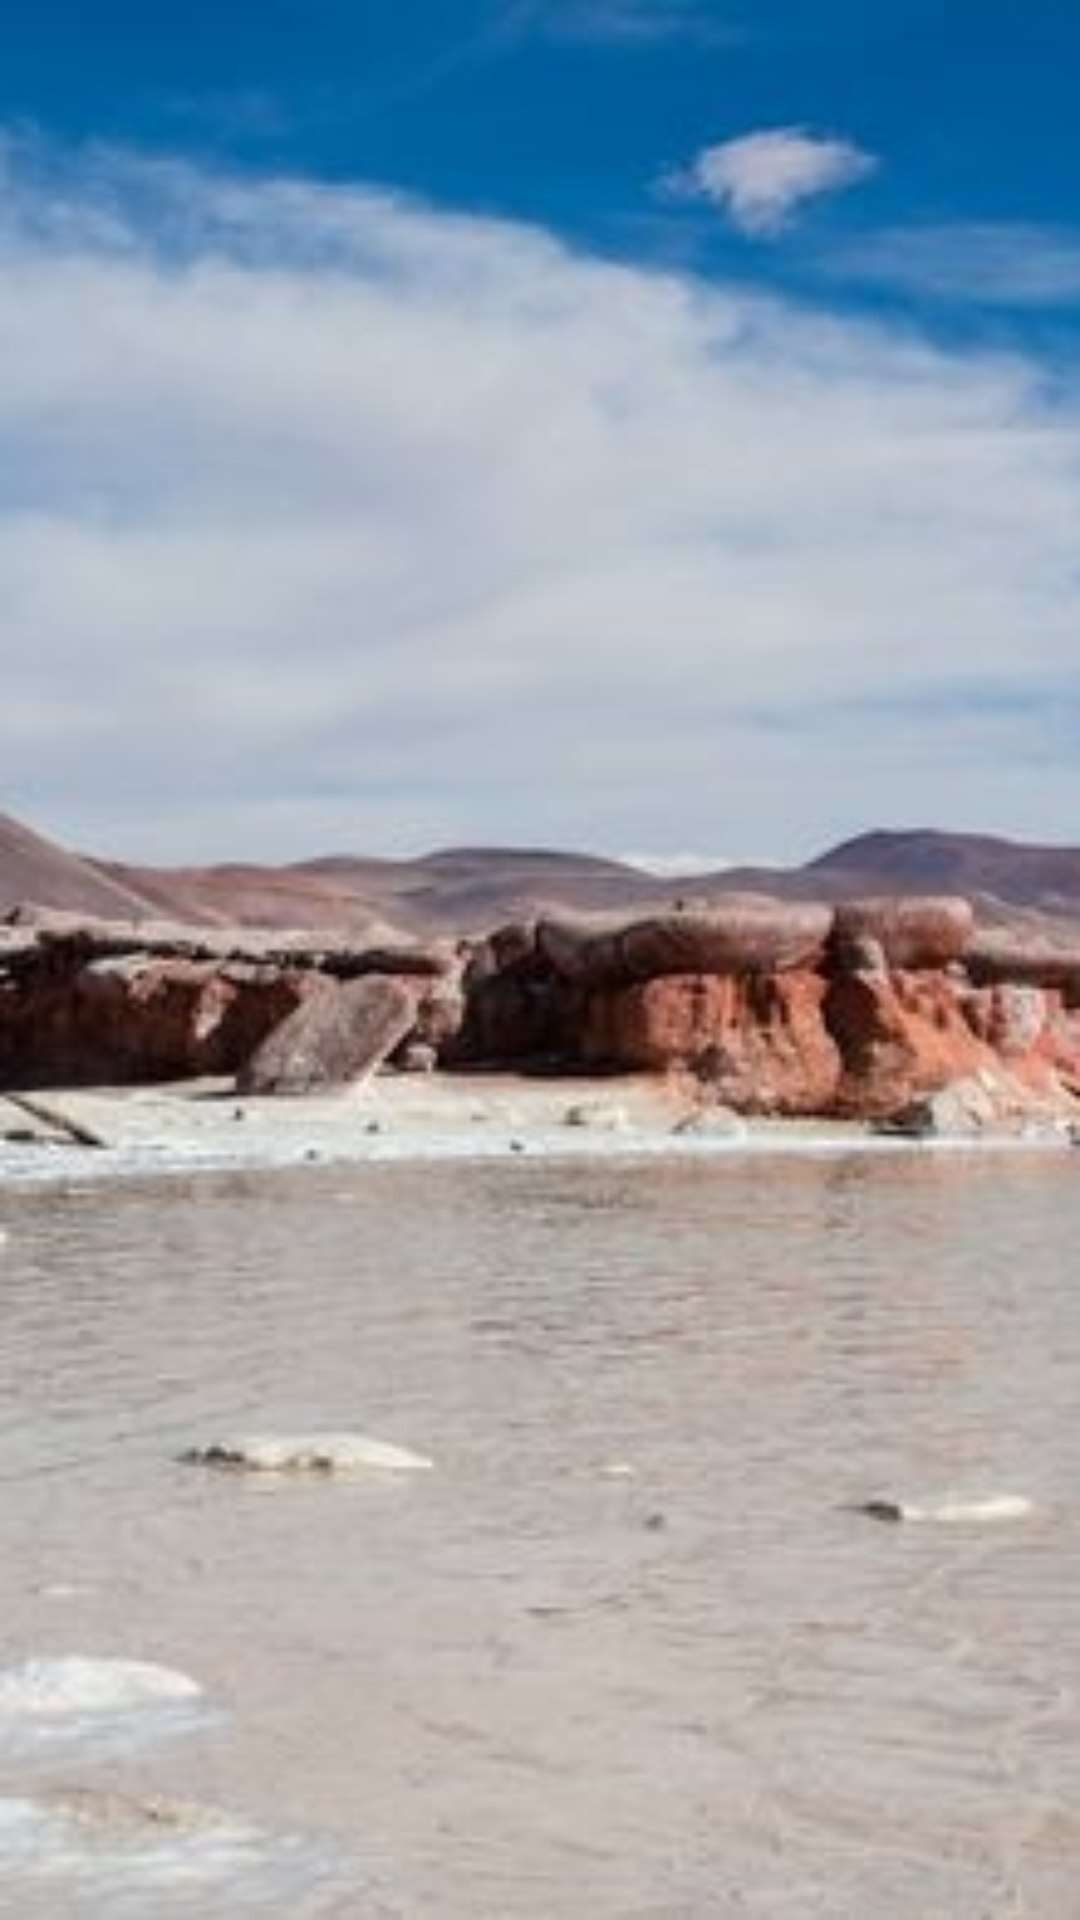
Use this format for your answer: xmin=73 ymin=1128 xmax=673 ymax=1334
xmin=537 ymin=898 xmax=832 ymax=987
xmin=830 ymin=896 xmax=974 ymax=971
xmin=236 ymin=975 xmax=419 ymax=1094
xmin=181 ymin=1433 xmax=433 ymax=1474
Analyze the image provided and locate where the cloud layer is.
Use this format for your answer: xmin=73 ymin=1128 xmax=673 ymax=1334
xmin=668 ymin=127 xmax=877 ymax=235
xmin=0 ymin=136 xmax=1078 ymax=862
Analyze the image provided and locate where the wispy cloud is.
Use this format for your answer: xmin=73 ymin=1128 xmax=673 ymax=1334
xmin=506 ymin=0 xmax=739 ymax=46
xmin=834 ymin=221 xmax=1080 ymax=307
xmin=664 ymin=126 xmax=878 ymax=236
xmin=0 ymin=134 xmax=1077 ymax=861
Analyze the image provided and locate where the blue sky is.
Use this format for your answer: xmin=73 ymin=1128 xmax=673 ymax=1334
xmin=2 ymin=1 xmax=1079 ymax=861
xmin=8 ymin=0 xmax=1079 ymax=321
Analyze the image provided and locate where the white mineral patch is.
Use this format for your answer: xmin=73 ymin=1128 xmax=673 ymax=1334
xmin=906 ymin=1494 xmax=1035 ymax=1524
xmin=184 ymin=1432 xmax=434 ymax=1474
xmin=0 ymin=1792 xmax=343 ymax=1912
xmin=0 ymin=1658 xmax=202 ymax=1717
xmin=0 ymin=1659 xmax=209 ymax=1762
xmin=862 ymin=1494 xmax=1035 ymax=1525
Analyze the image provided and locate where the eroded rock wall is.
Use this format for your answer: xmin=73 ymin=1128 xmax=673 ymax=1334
xmin=1 ymin=893 xmax=1078 ymax=1121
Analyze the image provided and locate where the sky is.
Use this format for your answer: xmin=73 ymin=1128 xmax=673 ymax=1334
xmin=2 ymin=0 xmax=1079 ymax=864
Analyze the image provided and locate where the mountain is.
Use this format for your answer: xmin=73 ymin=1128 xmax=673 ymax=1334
xmin=0 ymin=813 xmax=159 ymax=921
xmin=3 ymin=815 xmax=1080 ymax=934
xmin=806 ymin=830 xmax=1080 ymax=916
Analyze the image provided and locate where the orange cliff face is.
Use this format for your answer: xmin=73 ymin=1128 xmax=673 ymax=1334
xmin=576 ymin=966 xmax=1080 ymax=1119
xmin=580 ymin=972 xmax=842 ymax=1116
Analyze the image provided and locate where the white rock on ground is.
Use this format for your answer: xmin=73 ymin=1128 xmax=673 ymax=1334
xmin=859 ymin=1494 xmax=1034 ymax=1524
xmin=181 ymin=1432 xmax=433 ymax=1474
xmin=0 ymin=1658 xmax=202 ymax=1717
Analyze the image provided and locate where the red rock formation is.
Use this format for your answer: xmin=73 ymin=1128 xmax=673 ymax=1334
xmin=576 ymin=965 xmax=1080 ymax=1121
xmin=825 ymin=969 xmax=995 ymax=1116
xmin=581 ymin=972 xmax=842 ymax=1115
xmin=0 ymin=886 xmax=1077 ymax=1124
xmin=0 ymin=956 xmax=315 ymax=1089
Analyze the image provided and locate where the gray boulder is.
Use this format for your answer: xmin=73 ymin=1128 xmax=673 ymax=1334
xmin=237 ymin=976 xmax=418 ymax=1095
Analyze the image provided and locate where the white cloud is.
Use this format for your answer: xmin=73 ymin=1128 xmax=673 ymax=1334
xmin=667 ymin=126 xmax=878 ymax=236
xmin=834 ymin=221 xmax=1080 ymax=306
xmin=622 ymin=852 xmax=738 ymax=876
xmin=0 ymin=135 xmax=1077 ymax=863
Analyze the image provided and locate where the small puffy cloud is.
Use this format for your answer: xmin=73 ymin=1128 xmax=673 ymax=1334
xmin=667 ymin=126 xmax=878 ymax=236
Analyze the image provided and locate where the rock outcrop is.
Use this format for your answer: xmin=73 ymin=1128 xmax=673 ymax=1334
xmin=829 ymin=896 xmax=973 ymax=971
xmin=966 ymin=927 xmax=1080 ymax=1000
xmin=237 ymin=976 xmax=419 ymax=1095
xmin=1 ymin=889 xmax=1078 ymax=1127
xmin=537 ymin=899 xmax=831 ymax=987
xmin=0 ymin=913 xmax=458 ymax=1090
xmin=581 ymin=972 xmax=842 ymax=1115
xmin=0 ymin=951 xmax=316 ymax=1089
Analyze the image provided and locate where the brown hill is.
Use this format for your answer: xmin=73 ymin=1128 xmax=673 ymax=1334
xmin=0 ymin=814 xmax=157 ymax=921
xmin=4 ymin=815 xmax=1080 ymax=936
xmin=807 ymin=829 xmax=1080 ymax=912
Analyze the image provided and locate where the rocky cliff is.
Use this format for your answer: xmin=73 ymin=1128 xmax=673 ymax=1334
xmin=1 ymin=895 xmax=1078 ymax=1126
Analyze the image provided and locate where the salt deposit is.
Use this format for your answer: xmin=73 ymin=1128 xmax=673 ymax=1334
xmin=182 ymin=1432 xmax=433 ymax=1474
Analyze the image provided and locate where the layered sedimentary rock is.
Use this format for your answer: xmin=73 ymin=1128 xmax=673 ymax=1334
xmin=0 ymin=952 xmax=317 ymax=1089
xmin=581 ymin=972 xmax=841 ymax=1115
xmin=537 ymin=899 xmax=831 ymax=987
xmin=966 ymin=927 xmax=1080 ymax=1000
xmin=829 ymin=896 xmax=974 ymax=971
xmin=2 ymin=891 xmax=1079 ymax=1125
xmin=0 ymin=914 xmax=456 ymax=1091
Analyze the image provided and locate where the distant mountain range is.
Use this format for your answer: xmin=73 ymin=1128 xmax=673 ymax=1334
xmin=3 ymin=812 xmax=1080 ymax=936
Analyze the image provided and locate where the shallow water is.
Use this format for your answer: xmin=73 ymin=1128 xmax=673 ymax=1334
xmin=1 ymin=1149 xmax=1079 ymax=1915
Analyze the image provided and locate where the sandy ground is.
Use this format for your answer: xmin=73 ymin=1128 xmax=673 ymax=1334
xmin=0 ymin=1073 xmax=1075 ymax=1190
xmin=0 ymin=1071 xmax=897 ymax=1174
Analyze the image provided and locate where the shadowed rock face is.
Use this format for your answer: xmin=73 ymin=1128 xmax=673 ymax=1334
xmin=237 ymin=976 xmax=419 ymax=1095
xmin=0 ymin=956 xmax=316 ymax=1089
